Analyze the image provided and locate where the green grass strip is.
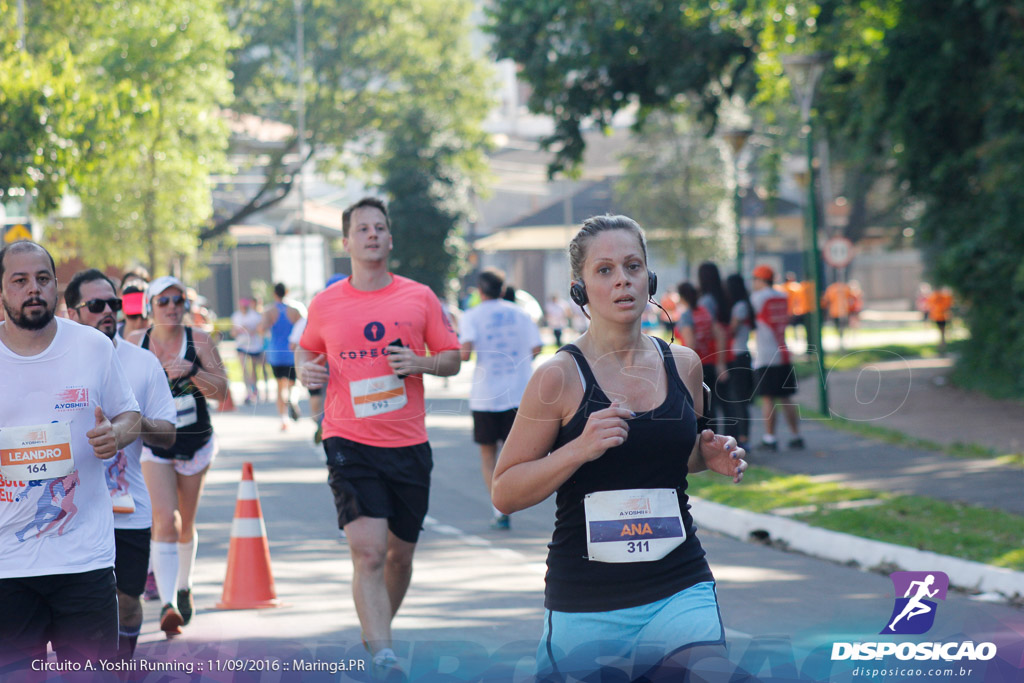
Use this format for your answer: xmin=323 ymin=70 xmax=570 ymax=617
xmin=688 ymin=466 xmax=1024 ymax=571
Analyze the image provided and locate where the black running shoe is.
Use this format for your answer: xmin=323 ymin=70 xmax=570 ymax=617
xmin=177 ymin=588 xmax=193 ymax=625
xmin=788 ymin=437 xmax=806 ymax=450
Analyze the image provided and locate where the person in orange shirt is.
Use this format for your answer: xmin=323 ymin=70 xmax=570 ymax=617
xmin=925 ymin=287 xmax=954 ymax=355
xmin=822 ymin=280 xmax=854 ymax=350
xmin=780 ymin=272 xmax=811 ymax=342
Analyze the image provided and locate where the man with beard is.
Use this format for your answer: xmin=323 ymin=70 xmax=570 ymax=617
xmin=64 ymin=268 xmax=177 ymax=661
xmin=0 ymin=242 xmax=140 ymax=672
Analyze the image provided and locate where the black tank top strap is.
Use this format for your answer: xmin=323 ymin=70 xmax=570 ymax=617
xmin=183 ymin=326 xmax=202 ymax=369
xmin=653 ymin=336 xmax=693 ymax=406
xmin=558 ymin=343 xmax=610 ymax=407
xmin=140 ymin=328 xmax=153 ymax=351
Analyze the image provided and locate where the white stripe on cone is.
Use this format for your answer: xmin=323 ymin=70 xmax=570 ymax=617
xmin=231 ymin=517 xmax=267 ymax=539
xmin=236 ymin=480 xmax=259 ymax=500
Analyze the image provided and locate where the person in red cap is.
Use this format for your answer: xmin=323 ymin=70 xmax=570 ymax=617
xmin=750 ymin=265 xmax=804 ymax=451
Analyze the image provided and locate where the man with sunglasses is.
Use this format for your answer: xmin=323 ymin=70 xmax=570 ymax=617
xmin=0 ymin=242 xmax=141 ymax=672
xmin=128 ymin=275 xmax=229 ymax=638
xmin=64 ymin=268 xmax=177 ymax=661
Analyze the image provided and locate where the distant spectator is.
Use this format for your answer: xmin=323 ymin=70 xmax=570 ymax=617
xmin=545 ymin=294 xmax=570 ymax=347
xmin=750 ymin=265 xmax=803 ymax=451
xmin=723 ymin=274 xmax=755 ymax=451
xmin=925 ymin=286 xmax=955 ymax=355
xmin=822 ymin=280 xmax=854 ymax=350
xmin=781 ymin=272 xmax=811 ymax=341
xmin=697 ymin=262 xmax=730 ymax=432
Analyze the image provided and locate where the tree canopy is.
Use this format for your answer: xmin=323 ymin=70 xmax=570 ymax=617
xmin=488 ymin=0 xmax=1024 ymax=394
xmin=1 ymin=0 xmax=235 ymax=274
xmin=218 ymin=0 xmax=493 ymax=256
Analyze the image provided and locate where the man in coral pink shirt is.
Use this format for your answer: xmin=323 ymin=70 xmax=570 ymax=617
xmin=297 ymin=197 xmax=460 ymax=675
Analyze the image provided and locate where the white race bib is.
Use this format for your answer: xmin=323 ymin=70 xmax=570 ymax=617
xmin=350 ymin=374 xmax=408 ymax=418
xmin=584 ymin=488 xmax=686 ymax=563
xmin=174 ymin=394 xmax=198 ymax=428
xmin=0 ymin=422 xmax=75 ymax=482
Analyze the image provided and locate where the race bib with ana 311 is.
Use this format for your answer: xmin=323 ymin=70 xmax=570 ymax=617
xmin=584 ymin=488 xmax=686 ymax=563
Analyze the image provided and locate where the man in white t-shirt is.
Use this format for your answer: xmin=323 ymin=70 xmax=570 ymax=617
xmin=65 ymin=268 xmax=177 ymax=662
xmin=0 ymin=242 xmax=140 ymax=671
xmin=459 ymin=268 xmax=542 ymax=530
xmin=749 ymin=265 xmax=803 ymax=451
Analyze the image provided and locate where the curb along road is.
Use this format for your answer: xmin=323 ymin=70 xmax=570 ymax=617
xmin=691 ymin=498 xmax=1024 ymax=601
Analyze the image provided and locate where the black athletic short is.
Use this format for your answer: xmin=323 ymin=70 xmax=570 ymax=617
xmin=114 ymin=527 xmax=151 ymax=597
xmin=472 ymin=408 xmax=517 ymax=445
xmin=754 ymin=364 xmax=798 ymax=397
xmin=0 ymin=567 xmax=117 ymax=669
xmin=324 ymin=436 xmax=432 ymax=543
xmin=271 ymin=364 xmax=297 ymax=381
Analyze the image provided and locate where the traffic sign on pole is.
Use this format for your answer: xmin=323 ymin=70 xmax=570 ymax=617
xmin=823 ymin=236 xmax=854 ymax=268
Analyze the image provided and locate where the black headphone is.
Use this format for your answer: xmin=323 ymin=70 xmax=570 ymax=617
xmin=569 ymin=271 xmax=658 ymax=308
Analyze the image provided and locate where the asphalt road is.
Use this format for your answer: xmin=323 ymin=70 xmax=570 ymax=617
xmin=103 ymin=395 xmax=1024 ymax=683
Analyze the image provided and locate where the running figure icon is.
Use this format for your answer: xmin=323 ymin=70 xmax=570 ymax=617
xmin=888 ymin=574 xmax=939 ymax=631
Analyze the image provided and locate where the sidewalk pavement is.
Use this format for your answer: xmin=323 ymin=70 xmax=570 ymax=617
xmin=704 ymin=354 xmax=1024 ymax=597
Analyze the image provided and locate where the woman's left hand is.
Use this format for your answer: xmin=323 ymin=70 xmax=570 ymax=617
xmin=697 ymin=429 xmax=747 ymax=483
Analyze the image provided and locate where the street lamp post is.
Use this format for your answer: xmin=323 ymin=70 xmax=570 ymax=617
xmin=782 ymin=52 xmax=830 ymax=415
xmin=722 ymin=129 xmax=752 ymax=276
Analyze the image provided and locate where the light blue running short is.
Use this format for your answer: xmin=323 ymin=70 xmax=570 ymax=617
xmin=535 ymin=581 xmax=725 ymax=681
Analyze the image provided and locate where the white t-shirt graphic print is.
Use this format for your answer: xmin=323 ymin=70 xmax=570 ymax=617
xmin=0 ymin=318 xmax=139 ymax=578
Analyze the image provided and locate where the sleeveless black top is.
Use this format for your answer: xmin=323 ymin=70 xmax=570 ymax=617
xmin=142 ymin=327 xmax=213 ymax=459
xmin=544 ymin=337 xmax=714 ymax=612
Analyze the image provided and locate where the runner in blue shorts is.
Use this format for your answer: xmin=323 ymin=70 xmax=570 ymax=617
xmin=492 ymin=216 xmax=750 ymax=681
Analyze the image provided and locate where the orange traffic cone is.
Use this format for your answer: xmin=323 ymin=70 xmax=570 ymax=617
xmin=216 ymin=462 xmax=281 ymax=609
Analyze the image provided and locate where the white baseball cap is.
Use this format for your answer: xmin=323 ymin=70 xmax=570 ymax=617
xmin=147 ymin=275 xmax=185 ymax=299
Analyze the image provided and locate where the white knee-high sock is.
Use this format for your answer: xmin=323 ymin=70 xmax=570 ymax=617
xmin=177 ymin=529 xmax=198 ymax=591
xmin=151 ymin=541 xmax=179 ymax=606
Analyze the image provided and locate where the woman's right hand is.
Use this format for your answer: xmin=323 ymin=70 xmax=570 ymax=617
xmin=576 ymin=403 xmax=634 ymax=461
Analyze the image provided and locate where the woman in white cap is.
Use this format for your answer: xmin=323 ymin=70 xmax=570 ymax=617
xmin=129 ymin=275 xmax=228 ymax=637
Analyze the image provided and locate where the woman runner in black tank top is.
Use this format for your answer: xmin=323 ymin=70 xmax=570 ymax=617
xmin=127 ymin=276 xmax=229 ymax=638
xmin=490 ymin=216 xmax=748 ymax=681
